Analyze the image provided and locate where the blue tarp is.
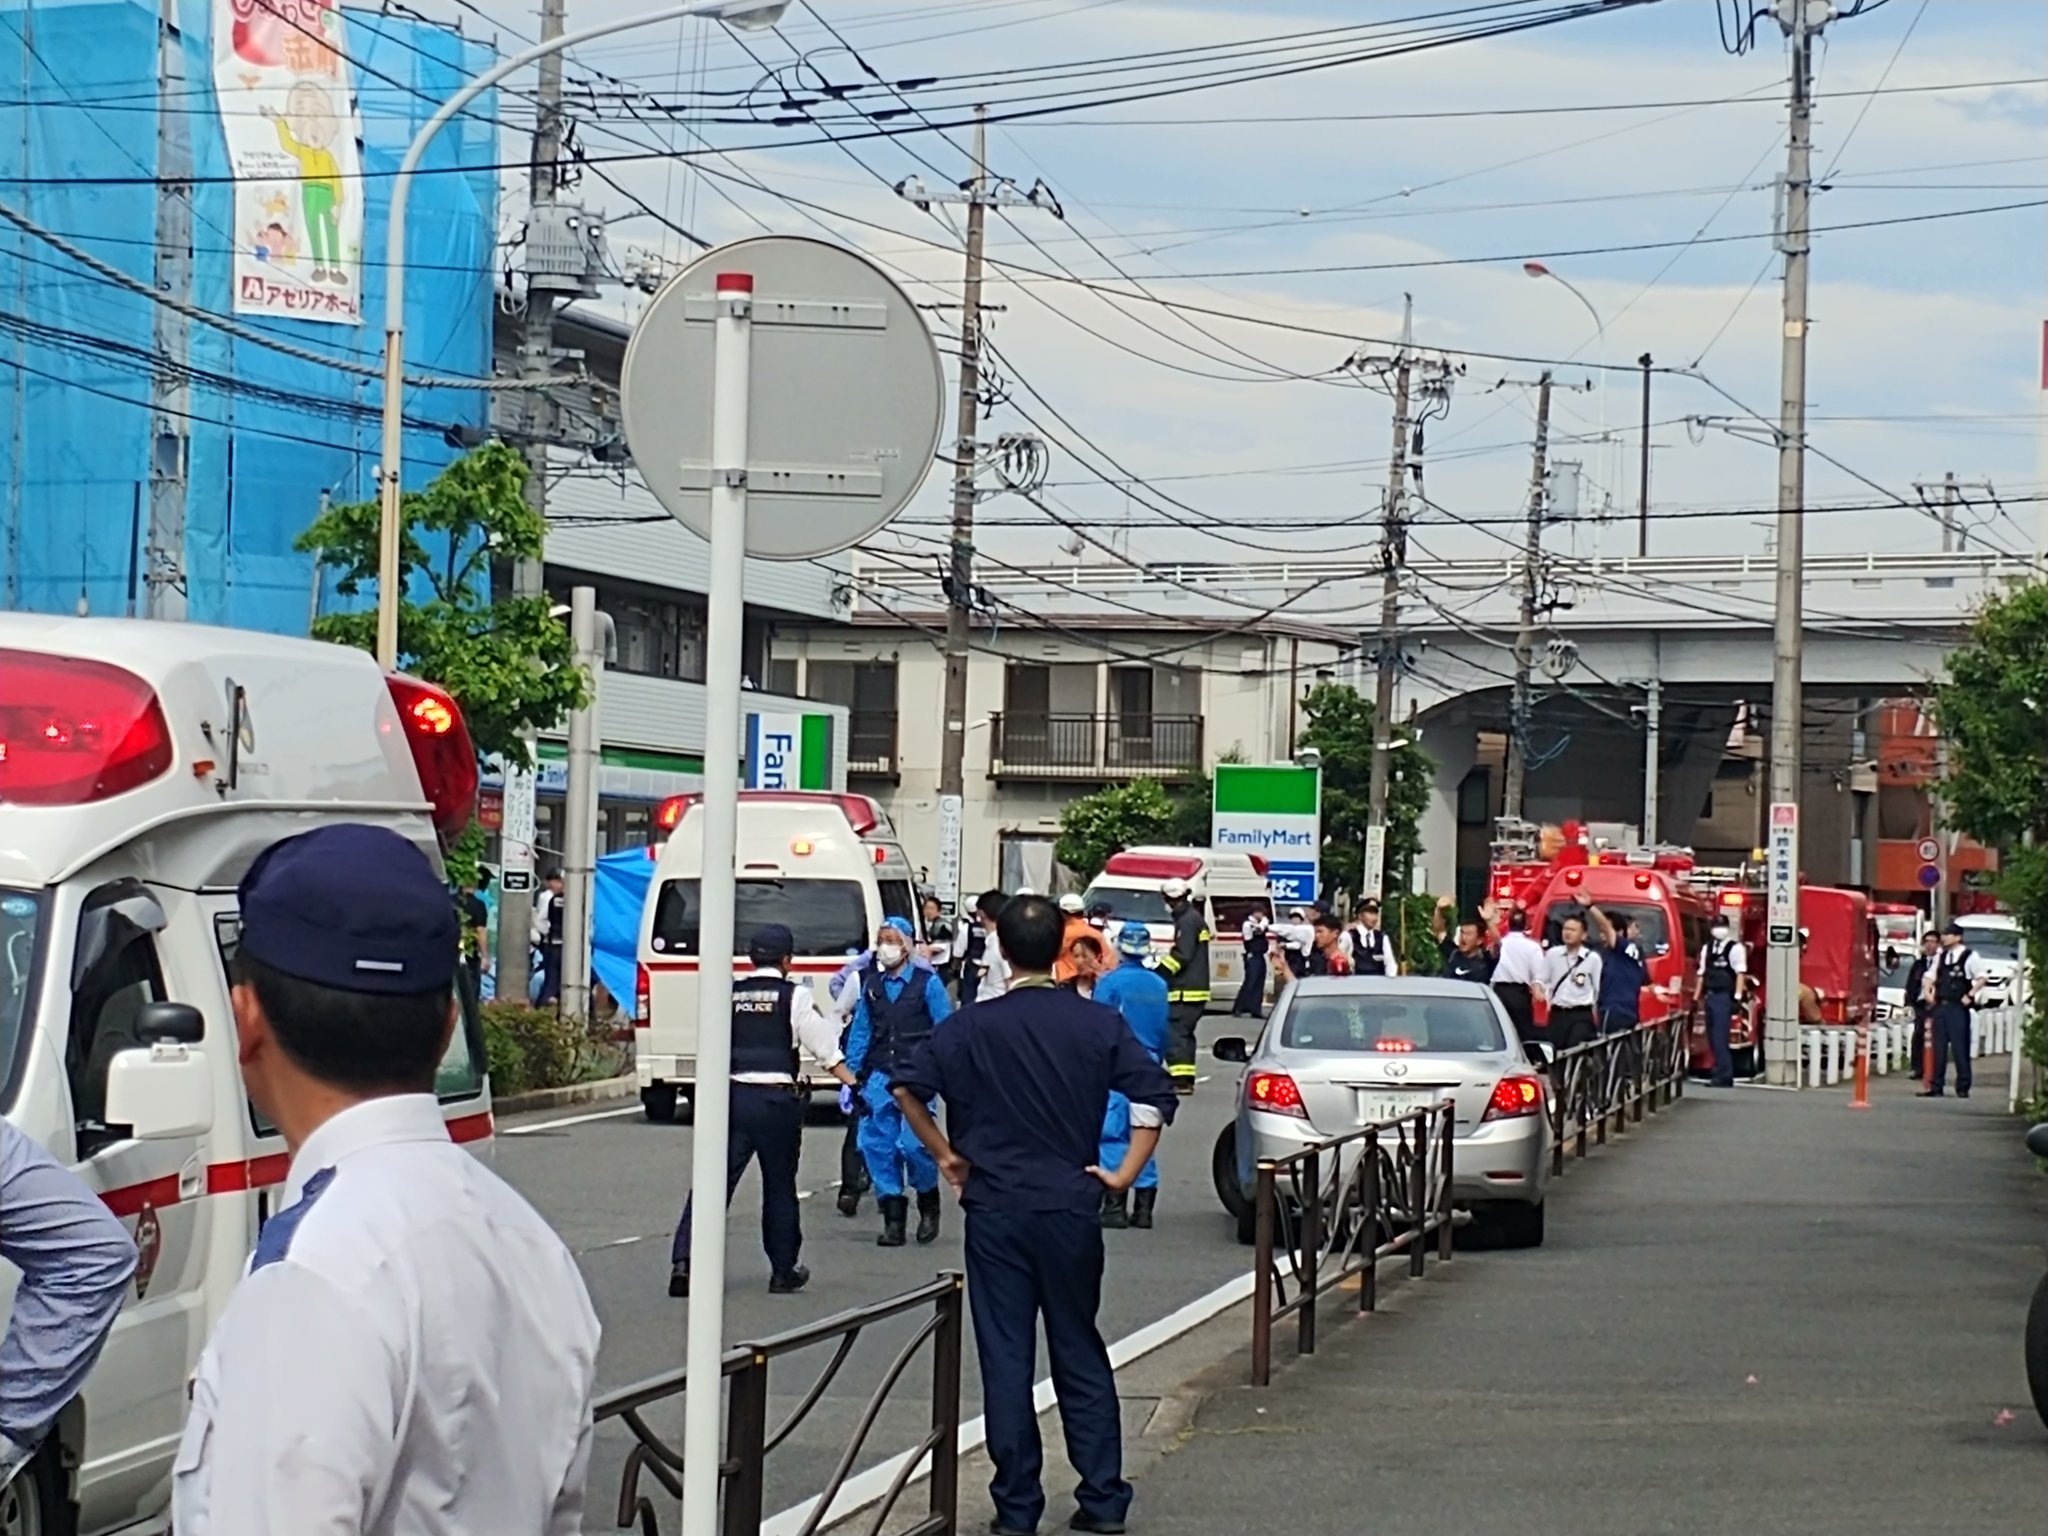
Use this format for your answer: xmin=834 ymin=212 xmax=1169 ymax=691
xmin=0 ymin=1 xmax=497 ymax=629
xmin=593 ymin=848 xmax=656 ymax=1018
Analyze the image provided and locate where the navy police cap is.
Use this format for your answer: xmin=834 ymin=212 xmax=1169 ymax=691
xmin=749 ymin=923 xmax=797 ymax=957
xmin=238 ymin=825 xmax=459 ymax=994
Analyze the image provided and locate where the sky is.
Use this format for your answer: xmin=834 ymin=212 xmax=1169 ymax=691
xmin=420 ymin=0 xmax=2048 ymax=590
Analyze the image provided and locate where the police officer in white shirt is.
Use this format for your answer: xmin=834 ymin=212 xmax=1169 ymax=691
xmin=671 ymin=924 xmax=859 ymax=1296
xmin=1491 ymin=908 xmax=1546 ymax=1048
xmin=173 ymin=824 xmax=601 ymax=1536
xmin=1344 ymin=899 xmax=1400 ymax=977
xmin=1539 ymin=912 xmax=1603 ymax=1051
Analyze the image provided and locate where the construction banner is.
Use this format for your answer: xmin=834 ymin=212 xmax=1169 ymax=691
xmin=213 ymin=0 xmax=364 ymax=324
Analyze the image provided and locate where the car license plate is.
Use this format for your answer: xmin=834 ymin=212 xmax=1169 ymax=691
xmin=1357 ymin=1090 xmax=1426 ymax=1126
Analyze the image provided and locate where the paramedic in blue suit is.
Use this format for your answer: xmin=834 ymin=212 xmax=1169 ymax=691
xmin=1092 ymin=922 xmax=1170 ymax=1231
xmin=845 ymin=915 xmax=955 ymax=1247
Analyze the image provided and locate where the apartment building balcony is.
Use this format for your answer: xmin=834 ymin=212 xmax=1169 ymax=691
xmin=988 ymin=712 xmax=1204 ymax=781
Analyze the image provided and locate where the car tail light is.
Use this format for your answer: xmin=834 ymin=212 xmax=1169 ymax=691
xmin=0 ymin=649 xmax=174 ymax=805
xmin=635 ymin=963 xmax=650 ymax=1027
xmin=1483 ymin=1074 xmax=1545 ymax=1122
xmin=1246 ymin=1070 xmax=1306 ymax=1119
xmin=384 ymin=675 xmax=478 ymax=846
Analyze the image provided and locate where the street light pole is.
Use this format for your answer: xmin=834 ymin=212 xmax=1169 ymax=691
xmin=371 ymin=0 xmax=791 ymax=670
xmin=1523 ymin=261 xmax=1609 ymax=534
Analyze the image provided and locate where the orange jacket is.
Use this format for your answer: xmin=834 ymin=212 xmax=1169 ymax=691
xmin=1054 ymin=917 xmax=1112 ymax=986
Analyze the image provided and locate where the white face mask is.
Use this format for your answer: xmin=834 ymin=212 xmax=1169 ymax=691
xmin=1710 ymin=925 xmax=1730 ymax=942
xmin=877 ymin=943 xmax=908 ymax=968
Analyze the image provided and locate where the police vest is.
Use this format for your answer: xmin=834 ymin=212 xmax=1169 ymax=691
xmin=1704 ymin=942 xmax=1737 ymax=995
xmin=730 ymin=976 xmax=800 ymax=1079
xmin=1353 ymin=927 xmax=1390 ymax=971
xmin=862 ymin=967 xmax=937 ymax=1078
xmin=964 ymin=926 xmax=987 ymax=967
xmin=1935 ymin=949 xmax=1974 ymax=1005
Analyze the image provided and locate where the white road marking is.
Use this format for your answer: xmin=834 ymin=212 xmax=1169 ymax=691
xmin=500 ymin=1105 xmax=640 ymax=1136
xmin=758 ymin=1270 xmax=1256 ymax=1536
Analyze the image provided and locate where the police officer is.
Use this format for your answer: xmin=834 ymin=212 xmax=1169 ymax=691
xmin=1156 ymin=878 xmax=1209 ymax=1095
xmin=172 ymin=824 xmax=600 ymax=1536
xmin=534 ymin=866 xmax=566 ymax=1006
xmin=1093 ymin=922 xmax=1171 ymax=1230
xmin=888 ymin=896 xmax=1177 ymax=1536
xmin=1904 ymin=931 xmax=1939 ymax=1081
xmin=1346 ymin=898 xmax=1399 ymax=977
xmin=1 ymin=1121 xmax=136 ymax=1500
xmin=1698 ymin=913 xmax=1747 ymax=1088
xmin=1429 ymin=897 xmax=1496 ymax=983
xmin=846 ymin=917 xmax=956 ymax=1246
xmin=669 ymin=924 xmax=858 ymax=1298
xmin=1919 ymin=920 xmax=1986 ymax=1100
xmin=1233 ymin=908 xmax=1271 ymax=1016
xmin=957 ymin=888 xmax=1009 ymax=1004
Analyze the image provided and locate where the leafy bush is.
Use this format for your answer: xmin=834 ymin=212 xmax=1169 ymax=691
xmin=482 ymin=1002 xmax=611 ymax=1097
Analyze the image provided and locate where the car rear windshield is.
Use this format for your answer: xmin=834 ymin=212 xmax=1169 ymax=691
xmin=1281 ymin=993 xmax=1506 ymax=1054
xmin=1081 ymin=884 xmax=1172 ymax=925
xmin=652 ymin=878 xmax=869 ymax=958
xmin=0 ymin=887 xmax=45 ymax=1107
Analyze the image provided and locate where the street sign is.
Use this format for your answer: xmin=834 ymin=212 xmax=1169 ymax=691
xmin=1213 ymin=764 xmax=1322 ymax=906
xmin=1918 ymin=862 xmax=1942 ymax=889
xmin=934 ymin=794 xmax=964 ymax=911
xmin=1917 ymin=837 xmax=1940 ymax=863
xmin=500 ymin=766 xmax=537 ymax=894
xmin=1766 ymin=801 xmax=1798 ymax=939
xmin=619 ymin=235 xmax=944 ymax=560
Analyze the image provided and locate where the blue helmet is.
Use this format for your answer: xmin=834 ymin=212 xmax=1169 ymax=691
xmin=1116 ymin=921 xmax=1153 ymax=957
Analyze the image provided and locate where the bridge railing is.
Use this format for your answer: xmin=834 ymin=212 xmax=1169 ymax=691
xmin=595 ymin=1272 xmax=965 ymax=1536
xmin=1248 ymin=1101 xmax=1456 ymax=1387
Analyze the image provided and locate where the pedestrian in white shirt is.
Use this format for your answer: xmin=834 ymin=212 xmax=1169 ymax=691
xmin=1540 ymin=912 xmax=1603 ymax=1051
xmin=1491 ymin=907 xmax=1545 ymax=1047
xmin=173 ymin=824 xmax=600 ymax=1536
xmin=1343 ymin=899 xmax=1399 ymax=977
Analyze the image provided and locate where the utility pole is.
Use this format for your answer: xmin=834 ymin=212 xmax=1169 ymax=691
xmin=146 ymin=0 xmax=191 ymax=621
xmin=1636 ymin=352 xmax=1653 ymax=559
xmin=1641 ymin=676 xmax=1662 ymax=845
xmin=1364 ymin=299 xmax=1414 ymax=904
xmin=561 ymin=587 xmax=606 ymax=1022
xmin=901 ymin=106 xmax=1057 ymax=911
xmin=1503 ymin=371 xmax=1553 ymax=823
xmin=1764 ymin=0 xmax=1825 ymax=1087
xmin=497 ymin=0 xmax=569 ymax=1002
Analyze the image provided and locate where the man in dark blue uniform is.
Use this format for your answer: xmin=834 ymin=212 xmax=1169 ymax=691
xmin=893 ymin=896 xmax=1177 ymax=1536
xmin=1918 ymin=920 xmax=1984 ymax=1100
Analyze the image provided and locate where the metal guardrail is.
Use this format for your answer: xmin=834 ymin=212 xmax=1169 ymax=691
xmin=594 ymin=1273 xmax=965 ymax=1536
xmin=1543 ymin=1019 xmax=1689 ymax=1177
xmin=1249 ymin=1100 xmax=1456 ymax=1387
xmin=987 ymin=711 xmax=1204 ymax=779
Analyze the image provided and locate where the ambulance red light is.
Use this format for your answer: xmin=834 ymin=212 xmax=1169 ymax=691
xmin=1563 ymin=868 xmax=1583 ymax=886
xmin=1634 ymin=872 xmax=1653 ymax=890
xmin=1720 ymin=891 xmax=1744 ymax=908
xmin=384 ymin=675 xmax=478 ymax=845
xmin=656 ymin=795 xmax=693 ymax=834
xmin=0 ymin=649 xmax=173 ymax=805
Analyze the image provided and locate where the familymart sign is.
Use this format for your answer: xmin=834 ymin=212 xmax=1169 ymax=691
xmin=1212 ymin=764 xmax=1321 ymax=906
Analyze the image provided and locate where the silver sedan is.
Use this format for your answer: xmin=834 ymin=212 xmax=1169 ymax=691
xmin=1210 ymin=976 xmax=1553 ymax=1248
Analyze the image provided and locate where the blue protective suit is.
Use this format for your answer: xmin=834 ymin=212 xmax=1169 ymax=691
xmin=845 ymin=964 xmax=954 ymax=1196
xmin=1092 ymin=956 xmax=1169 ymax=1187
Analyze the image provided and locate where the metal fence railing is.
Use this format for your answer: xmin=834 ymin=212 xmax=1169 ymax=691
xmin=595 ymin=1273 xmax=964 ymax=1536
xmin=1248 ymin=1100 xmax=1456 ymax=1387
xmin=1542 ymin=1018 xmax=1690 ymax=1178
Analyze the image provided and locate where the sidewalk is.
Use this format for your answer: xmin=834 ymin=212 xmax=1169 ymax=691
xmin=1123 ymin=1073 xmax=2048 ymax=1536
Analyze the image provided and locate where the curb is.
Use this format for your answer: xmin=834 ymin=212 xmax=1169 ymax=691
xmin=493 ymin=1072 xmax=638 ymax=1116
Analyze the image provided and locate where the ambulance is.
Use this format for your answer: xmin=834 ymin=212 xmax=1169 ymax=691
xmin=0 ymin=615 xmax=492 ymax=1536
xmin=1078 ymin=848 xmax=1276 ymax=1007
xmin=635 ymin=791 xmax=923 ymax=1122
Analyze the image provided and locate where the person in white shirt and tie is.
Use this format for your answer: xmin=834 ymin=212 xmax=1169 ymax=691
xmin=173 ymin=823 xmax=601 ymax=1536
xmin=1344 ymin=898 xmax=1400 ymax=977
xmin=1539 ymin=911 xmax=1603 ymax=1051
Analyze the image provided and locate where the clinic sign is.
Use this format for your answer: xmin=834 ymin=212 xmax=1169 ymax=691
xmin=746 ymin=712 xmax=832 ymax=791
xmin=1766 ymin=801 xmax=1798 ymax=945
xmin=1213 ymin=764 xmax=1322 ymax=906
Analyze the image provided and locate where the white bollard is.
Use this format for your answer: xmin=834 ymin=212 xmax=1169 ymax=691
xmin=1803 ymin=1028 xmax=1821 ymax=1087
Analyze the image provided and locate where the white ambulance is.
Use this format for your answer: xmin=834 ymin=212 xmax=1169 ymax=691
xmin=635 ymin=791 xmax=922 ymax=1121
xmin=0 ymin=615 xmax=492 ymax=1536
xmin=1079 ymin=847 xmax=1277 ymax=1008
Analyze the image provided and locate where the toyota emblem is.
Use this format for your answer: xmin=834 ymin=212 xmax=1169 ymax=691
xmin=1383 ymin=1061 xmax=1410 ymax=1078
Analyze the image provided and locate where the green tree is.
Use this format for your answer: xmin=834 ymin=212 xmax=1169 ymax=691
xmin=1056 ymin=778 xmax=1181 ymax=882
xmin=1932 ymin=582 xmax=2048 ymax=1094
xmin=297 ymin=441 xmax=586 ymax=772
xmin=298 ymin=443 xmax=587 ymax=898
xmin=1298 ymin=681 xmax=1434 ymax=901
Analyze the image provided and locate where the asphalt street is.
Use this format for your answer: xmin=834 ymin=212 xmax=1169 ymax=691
xmin=496 ymin=1032 xmax=1255 ymax=1529
xmin=1134 ymin=1071 xmax=2048 ymax=1536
